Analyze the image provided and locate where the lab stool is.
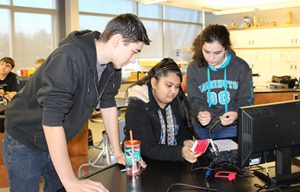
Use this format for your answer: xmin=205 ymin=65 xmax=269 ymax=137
xmin=89 ymin=130 xmax=114 ymax=168
xmin=77 ymin=110 xmax=125 ymax=177
xmin=88 ymin=112 xmax=118 ymax=167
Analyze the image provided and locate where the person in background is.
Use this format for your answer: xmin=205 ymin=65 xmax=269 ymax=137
xmin=0 ymin=57 xmax=18 ymax=133
xmin=2 ymin=13 xmax=150 ymax=192
xmin=123 ymin=58 xmax=201 ymax=163
xmin=34 ymin=58 xmax=45 ymax=70
xmin=0 ymin=57 xmax=18 ymax=101
xmin=187 ymin=24 xmax=253 ymax=141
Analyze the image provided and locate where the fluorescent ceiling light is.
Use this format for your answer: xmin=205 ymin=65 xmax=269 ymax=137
xmin=213 ymin=8 xmax=257 ymax=15
xmin=140 ymin=0 xmax=168 ymax=5
xmin=213 ymin=1 xmax=300 ymax=15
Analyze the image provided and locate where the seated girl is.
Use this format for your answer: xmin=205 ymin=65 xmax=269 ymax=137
xmin=123 ymin=58 xmax=201 ymax=163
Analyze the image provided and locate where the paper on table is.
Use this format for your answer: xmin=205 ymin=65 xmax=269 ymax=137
xmin=213 ymin=139 xmax=238 ymax=152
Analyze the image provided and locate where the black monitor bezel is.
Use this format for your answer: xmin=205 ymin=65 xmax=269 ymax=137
xmin=238 ymin=100 xmax=300 ymax=168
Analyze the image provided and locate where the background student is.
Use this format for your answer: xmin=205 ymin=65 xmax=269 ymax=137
xmin=2 ymin=13 xmax=150 ymax=192
xmin=123 ymin=58 xmax=201 ymax=163
xmin=34 ymin=58 xmax=45 ymax=70
xmin=0 ymin=57 xmax=18 ymax=101
xmin=0 ymin=57 xmax=18 ymax=133
xmin=187 ymin=24 xmax=253 ymax=140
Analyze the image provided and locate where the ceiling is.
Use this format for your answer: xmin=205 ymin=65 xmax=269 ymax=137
xmin=136 ymin=0 xmax=300 ymax=15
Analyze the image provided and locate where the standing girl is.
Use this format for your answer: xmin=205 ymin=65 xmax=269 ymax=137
xmin=187 ymin=24 xmax=253 ymax=140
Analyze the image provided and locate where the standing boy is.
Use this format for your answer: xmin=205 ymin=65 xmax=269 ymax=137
xmin=2 ymin=13 xmax=150 ymax=192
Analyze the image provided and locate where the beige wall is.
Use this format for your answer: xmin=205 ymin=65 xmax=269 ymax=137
xmin=205 ymin=7 xmax=300 ymax=27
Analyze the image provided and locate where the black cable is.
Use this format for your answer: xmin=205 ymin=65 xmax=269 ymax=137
xmin=166 ymin=182 xmax=222 ymax=192
xmin=254 ymin=183 xmax=282 ymax=192
xmin=254 ymin=176 xmax=300 ymax=192
xmin=191 ymin=165 xmax=211 ymax=172
xmin=208 ymin=119 xmax=221 ymax=139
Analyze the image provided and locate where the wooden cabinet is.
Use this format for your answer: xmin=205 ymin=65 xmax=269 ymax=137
xmin=271 ymin=49 xmax=300 ymax=78
xmin=254 ymin=91 xmax=300 ymax=105
xmin=231 ymin=26 xmax=300 ymax=83
xmin=68 ymin=122 xmax=89 ymax=177
xmin=235 ymin=49 xmax=272 ymax=83
xmin=231 ymin=26 xmax=300 ymax=49
xmin=0 ymin=133 xmax=8 ymax=188
xmin=230 ymin=30 xmax=254 ymax=48
xmin=284 ymin=27 xmax=300 ymax=47
xmin=236 ymin=49 xmax=300 ymax=83
xmin=230 ymin=28 xmax=277 ymax=48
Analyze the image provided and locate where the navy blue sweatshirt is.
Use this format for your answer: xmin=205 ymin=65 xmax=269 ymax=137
xmin=187 ymin=50 xmax=253 ymax=128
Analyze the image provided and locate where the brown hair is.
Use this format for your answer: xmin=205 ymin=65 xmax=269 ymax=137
xmin=192 ymin=24 xmax=231 ymax=67
xmin=34 ymin=58 xmax=45 ymax=69
xmin=100 ymin=13 xmax=151 ymax=45
xmin=0 ymin=57 xmax=15 ymax=68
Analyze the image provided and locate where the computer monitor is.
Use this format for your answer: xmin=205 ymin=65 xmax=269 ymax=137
xmin=238 ymin=100 xmax=300 ymax=183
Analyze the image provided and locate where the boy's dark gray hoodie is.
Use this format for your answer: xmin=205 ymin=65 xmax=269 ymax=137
xmin=5 ymin=30 xmax=121 ymax=151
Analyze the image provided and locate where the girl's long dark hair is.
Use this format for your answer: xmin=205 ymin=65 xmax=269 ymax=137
xmin=129 ymin=58 xmax=194 ymax=129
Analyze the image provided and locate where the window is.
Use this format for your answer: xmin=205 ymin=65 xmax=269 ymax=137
xmin=164 ymin=22 xmax=200 ymax=61
xmin=80 ymin=15 xmax=113 ymax=32
xmin=0 ymin=0 xmax=9 ymax=5
xmin=0 ymin=9 xmax=11 ymax=58
xmin=164 ymin=6 xmax=202 ymax=60
xmin=140 ymin=20 xmax=163 ymax=58
xmin=165 ymin=6 xmax=200 ymax=22
xmin=79 ymin=0 xmax=134 ymax=14
xmin=14 ymin=12 xmax=54 ymax=69
xmin=78 ymin=0 xmax=203 ymax=80
xmin=0 ymin=0 xmax=58 ymax=72
xmin=13 ymin=0 xmax=55 ymax=9
xmin=138 ymin=3 xmax=161 ymax=19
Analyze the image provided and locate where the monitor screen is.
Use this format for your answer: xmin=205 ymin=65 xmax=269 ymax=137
xmin=238 ymin=100 xmax=300 ymax=183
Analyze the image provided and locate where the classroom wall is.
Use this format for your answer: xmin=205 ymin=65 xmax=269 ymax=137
xmin=205 ymin=7 xmax=300 ymax=27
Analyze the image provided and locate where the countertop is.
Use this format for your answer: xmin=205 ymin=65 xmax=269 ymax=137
xmin=254 ymin=87 xmax=300 ymax=93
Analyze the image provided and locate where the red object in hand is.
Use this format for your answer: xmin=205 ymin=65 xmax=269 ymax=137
xmin=191 ymin=139 xmax=209 ymax=154
xmin=214 ymin=171 xmax=237 ymax=181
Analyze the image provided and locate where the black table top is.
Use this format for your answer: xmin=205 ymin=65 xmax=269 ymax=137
xmin=84 ymin=160 xmax=271 ymax=192
xmin=54 ymin=158 xmax=300 ymax=192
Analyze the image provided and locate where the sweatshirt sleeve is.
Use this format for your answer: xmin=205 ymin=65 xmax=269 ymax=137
xmin=231 ymin=62 xmax=254 ymax=111
xmin=124 ymin=103 xmax=184 ymax=162
xmin=36 ymin=53 xmax=78 ymax=127
xmin=186 ymin=63 xmax=209 ymax=116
